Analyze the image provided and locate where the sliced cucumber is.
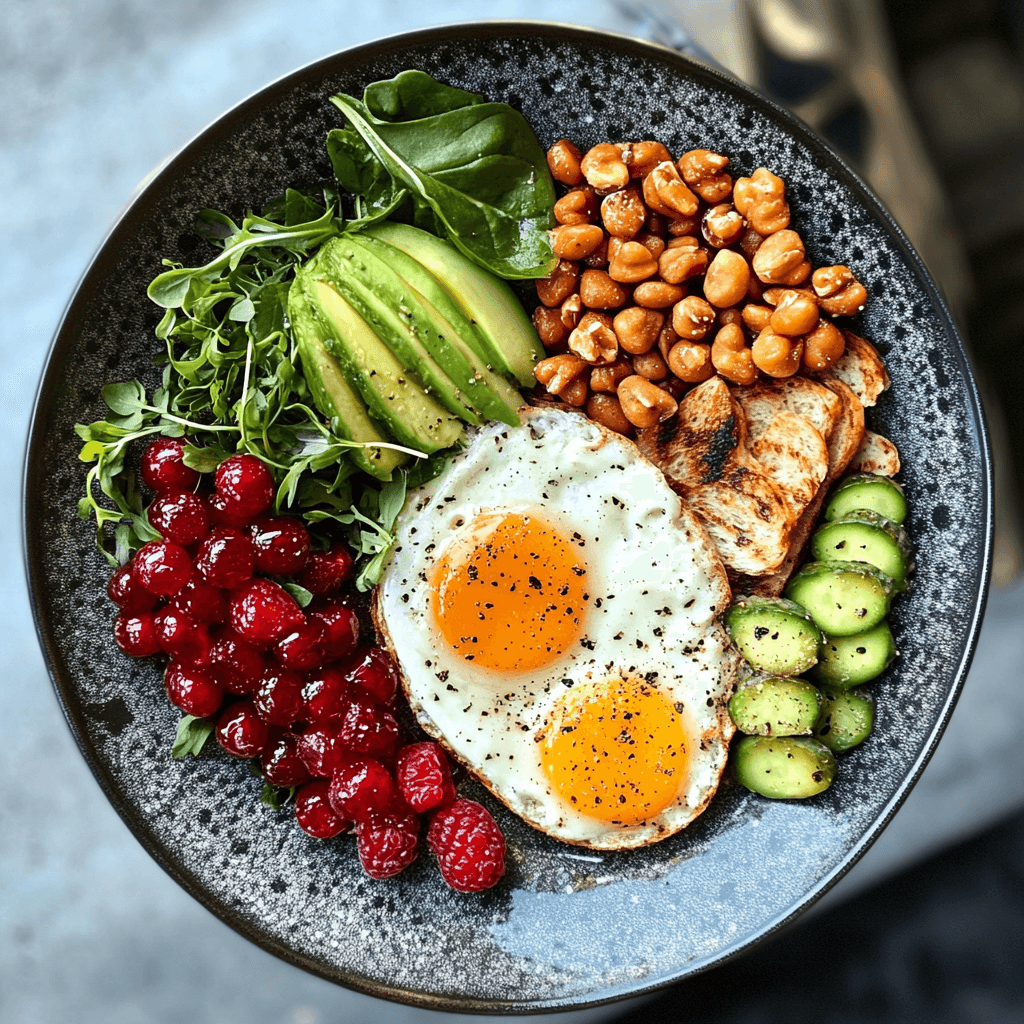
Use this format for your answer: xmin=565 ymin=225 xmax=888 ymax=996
xmin=785 ymin=561 xmax=895 ymax=636
xmin=814 ymin=687 xmax=874 ymax=752
xmin=825 ymin=473 xmax=907 ymax=525
xmin=812 ymin=621 xmax=896 ymax=688
xmin=811 ymin=510 xmax=911 ymax=590
xmin=725 ymin=596 xmax=821 ymax=675
xmin=729 ymin=676 xmax=823 ymax=736
xmin=732 ymin=735 xmax=836 ymax=799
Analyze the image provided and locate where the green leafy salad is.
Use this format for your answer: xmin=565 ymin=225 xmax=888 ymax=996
xmin=76 ymin=70 xmax=556 ymax=583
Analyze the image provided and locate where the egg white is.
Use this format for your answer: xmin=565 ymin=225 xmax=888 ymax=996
xmin=374 ymin=407 xmax=739 ymax=849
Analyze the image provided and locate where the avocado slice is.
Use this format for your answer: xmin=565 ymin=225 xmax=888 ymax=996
xmin=321 ymin=237 xmax=480 ymax=425
xmin=288 ymin=285 xmax=408 ymax=481
xmin=346 ymin=233 xmax=523 ymax=426
xmin=364 ymin=222 xmax=544 ymax=386
xmin=291 ymin=252 xmax=463 ymax=454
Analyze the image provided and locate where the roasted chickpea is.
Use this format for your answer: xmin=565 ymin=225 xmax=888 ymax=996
xmin=613 ymin=307 xmax=664 ymax=354
xmin=583 ymin=235 xmax=610 ymax=268
xmin=608 ymin=241 xmax=659 ymax=284
xmin=534 ymin=352 xmax=588 ymax=395
xmin=666 ymin=214 xmax=701 ymax=236
xmin=560 ymin=377 xmax=589 ymax=407
xmin=626 ymin=140 xmax=673 ymax=178
xmin=633 ymin=280 xmax=687 ymax=308
xmin=632 ymin=350 xmax=669 ymax=381
xmin=770 ymin=289 xmax=820 ymax=336
xmin=581 ymin=143 xmax=630 ymax=191
xmin=751 ymin=228 xmax=806 ymax=285
xmin=532 ymin=305 xmax=568 ymax=349
xmin=752 ymin=327 xmax=802 ymax=378
xmin=717 ymin=307 xmax=744 ymax=329
xmin=711 ymin=322 xmax=757 ymax=385
xmin=643 ymin=161 xmax=699 ymax=218
xmin=634 ymin=231 xmax=667 ymax=260
xmin=702 ymin=203 xmax=745 ymax=248
xmin=601 ymin=188 xmax=646 ymax=239
xmin=568 ymin=311 xmax=619 ymax=364
xmin=657 ymin=324 xmax=681 ymax=361
xmin=553 ymin=187 xmax=597 ymax=226
xmin=738 ymin=226 xmax=763 ymax=261
xmin=550 ymin=223 xmax=605 ymax=261
xmin=704 ymin=249 xmax=751 ymax=308
xmin=742 ymin=303 xmax=774 ymax=333
xmin=671 ymin=295 xmax=716 ymax=340
xmin=659 ymin=238 xmax=709 ymax=284
xmin=667 ymin=340 xmax=713 ymax=383
xmin=801 ymin=320 xmax=846 ymax=371
xmin=547 ymin=139 xmax=584 ymax=186
xmin=812 ymin=265 xmax=868 ymax=316
xmin=579 ymin=269 xmax=629 ymax=309
xmin=586 ymin=392 xmax=634 ymax=435
xmin=617 ymin=374 xmax=678 ymax=428
xmin=678 ymin=149 xmax=733 ymax=203
xmin=733 ymin=167 xmax=790 ymax=235
xmin=590 ymin=358 xmax=634 ymax=393
xmin=560 ymin=293 xmax=583 ymax=331
xmin=536 ymin=259 xmax=580 ymax=307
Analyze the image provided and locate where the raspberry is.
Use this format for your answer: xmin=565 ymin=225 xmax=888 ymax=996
xmin=273 ymin=619 xmax=327 ymax=671
xmin=251 ymin=516 xmax=311 ymax=576
xmin=148 ymin=490 xmax=210 ymax=545
xmin=253 ymin=668 xmax=306 ymax=726
xmin=295 ymin=779 xmax=352 ymax=839
xmin=295 ymin=724 xmax=349 ymax=778
xmin=170 ymin=577 xmax=227 ymax=624
xmin=328 ymin=758 xmax=402 ymax=822
xmin=195 ymin=526 xmax=255 ymax=590
xmin=164 ymin=661 xmax=224 ymax=718
xmin=340 ymin=693 xmax=401 ymax=762
xmin=427 ymin=799 xmax=506 ymax=893
xmin=299 ymin=542 xmax=355 ymax=595
xmin=261 ymin=733 xmax=312 ymax=788
xmin=309 ymin=599 xmax=360 ymax=662
xmin=154 ymin=607 xmax=213 ymax=664
xmin=209 ymin=630 xmax=265 ymax=695
xmin=214 ymin=454 xmax=274 ymax=520
xmin=339 ymin=645 xmax=398 ymax=706
xmin=215 ymin=701 xmax=270 ymax=758
xmin=113 ymin=612 xmax=162 ymax=657
xmin=356 ymin=811 xmax=420 ymax=879
xmin=140 ymin=437 xmax=200 ymax=493
xmin=302 ymin=666 xmax=351 ymax=727
xmin=133 ymin=540 xmax=192 ymax=597
xmin=396 ymin=742 xmax=457 ymax=814
xmin=107 ymin=564 xmax=159 ymax=614
xmin=228 ymin=579 xmax=304 ymax=648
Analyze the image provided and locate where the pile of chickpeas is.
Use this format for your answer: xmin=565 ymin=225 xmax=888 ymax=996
xmin=531 ymin=139 xmax=869 ymax=435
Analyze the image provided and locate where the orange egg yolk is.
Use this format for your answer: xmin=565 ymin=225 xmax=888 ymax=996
xmin=539 ymin=677 xmax=689 ymax=825
xmin=430 ymin=512 xmax=588 ymax=673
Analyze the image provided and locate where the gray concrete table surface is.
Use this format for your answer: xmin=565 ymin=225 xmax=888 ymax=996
xmin=3 ymin=3 xmax=1022 ymax=1022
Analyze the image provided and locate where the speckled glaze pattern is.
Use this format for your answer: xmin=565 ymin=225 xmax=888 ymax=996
xmin=25 ymin=23 xmax=991 ymax=1014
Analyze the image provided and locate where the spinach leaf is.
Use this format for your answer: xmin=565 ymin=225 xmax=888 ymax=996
xmin=329 ymin=71 xmax=557 ymax=279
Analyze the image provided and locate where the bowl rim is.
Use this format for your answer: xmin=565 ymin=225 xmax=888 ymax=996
xmin=23 ymin=18 xmax=994 ymax=1014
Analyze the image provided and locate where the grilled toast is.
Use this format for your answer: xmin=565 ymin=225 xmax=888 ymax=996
xmin=852 ymin=429 xmax=901 ymax=476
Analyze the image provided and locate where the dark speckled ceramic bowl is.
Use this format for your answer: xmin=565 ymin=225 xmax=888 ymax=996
xmin=25 ymin=22 xmax=992 ymax=1014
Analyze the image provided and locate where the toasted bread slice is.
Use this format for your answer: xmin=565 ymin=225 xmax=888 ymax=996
xmin=746 ymin=409 xmax=830 ymax=521
xmin=852 ymin=429 xmax=901 ymax=476
xmin=637 ymin=376 xmax=793 ymax=576
xmin=828 ymin=331 xmax=890 ymax=407
xmin=733 ymin=377 xmax=843 ymax=445
xmin=730 ymin=372 xmax=865 ymax=596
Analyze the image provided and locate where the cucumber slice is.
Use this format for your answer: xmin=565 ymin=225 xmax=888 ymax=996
xmin=725 ymin=596 xmax=821 ymax=675
xmin=729 ymin=676 xmax=823 ymax=736
xmin=812 ymin=621 xmax=897 ymax=688
xmin=825 ymin=473 xmax=907 ymax=525
xmin=811 ymin=510 xmax=911 ymax=589
xmin=814 ymin=687 xmax=874 ymax=752
xmin=785 ymin=561 xmax=895 ymax=636
xmin=732 ymin=735 xmax=836 ymax=799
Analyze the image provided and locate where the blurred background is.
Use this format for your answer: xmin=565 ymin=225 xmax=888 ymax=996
xmin=3 ymin=1 xmax=1022 ymax=1022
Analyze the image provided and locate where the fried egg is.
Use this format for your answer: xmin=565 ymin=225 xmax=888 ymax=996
xmin=374 ymin=407 xmax=739 ymax=849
